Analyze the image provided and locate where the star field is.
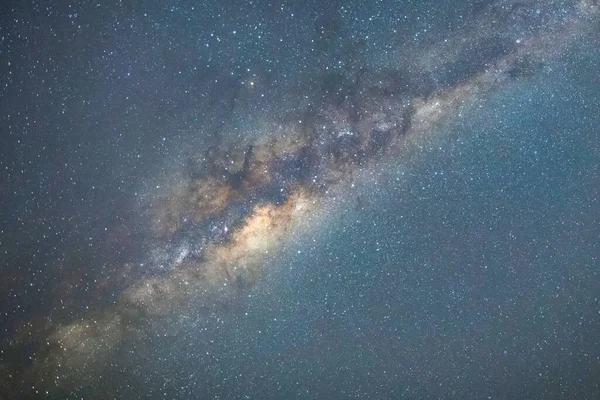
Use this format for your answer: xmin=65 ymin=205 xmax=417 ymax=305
xmin=0 ymin=1 xmax=599 ymax=399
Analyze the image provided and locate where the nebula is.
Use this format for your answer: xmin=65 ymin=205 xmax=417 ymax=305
xmin=19 ymin=0 xmax=598 ymax=393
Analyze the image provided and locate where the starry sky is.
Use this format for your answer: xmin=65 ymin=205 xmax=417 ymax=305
xmin=1 ymin=0 xmax=599 ymax=399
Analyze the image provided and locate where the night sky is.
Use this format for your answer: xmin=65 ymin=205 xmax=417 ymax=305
xmin=1 ymin=0 xmax=599 ymax=399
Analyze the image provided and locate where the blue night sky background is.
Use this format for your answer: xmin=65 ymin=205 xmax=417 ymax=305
xmin=0 ymin=0 xmax=598 ymax=399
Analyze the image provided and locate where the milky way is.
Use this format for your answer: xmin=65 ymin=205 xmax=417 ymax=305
xmin=6 ymin=0 xmax=598 ymax=396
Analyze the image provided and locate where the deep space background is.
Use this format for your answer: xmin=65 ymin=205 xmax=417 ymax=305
xmin=0 ymin=0 xmax=599 ymax=399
